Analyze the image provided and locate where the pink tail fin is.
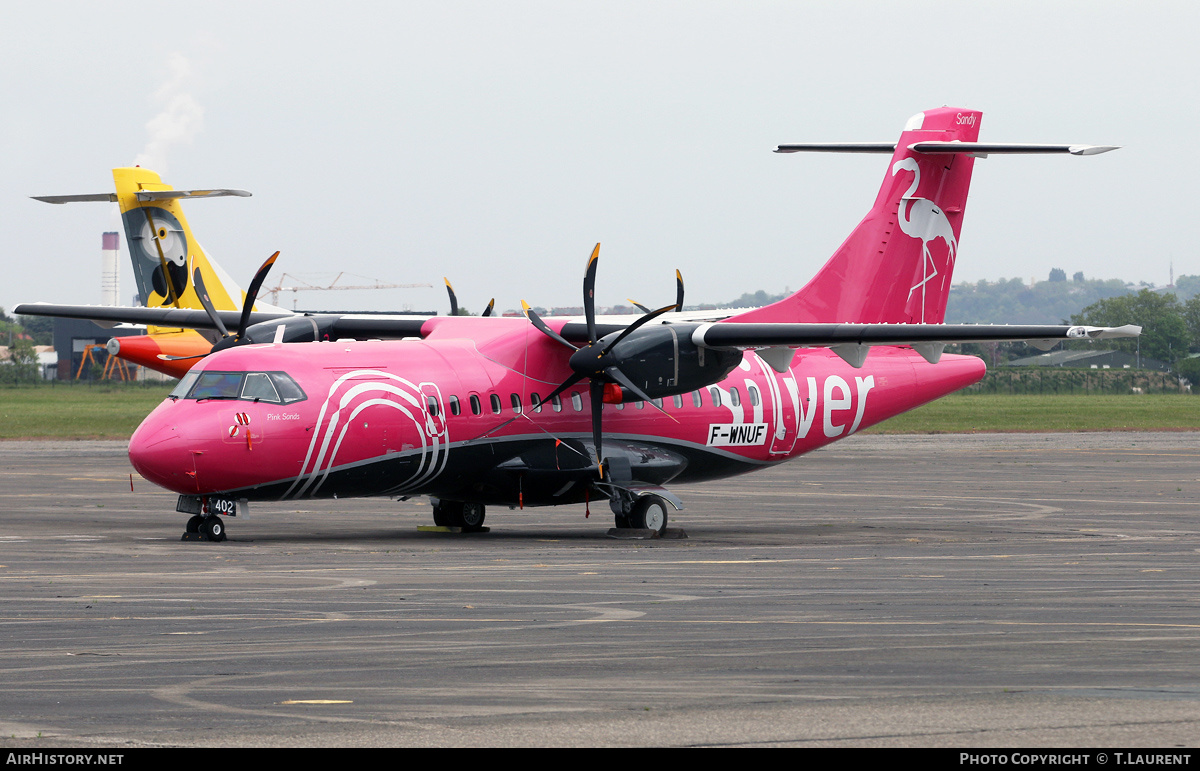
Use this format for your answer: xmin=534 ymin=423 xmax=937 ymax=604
xmin=728 ymin=107 xmax=982 ymax=325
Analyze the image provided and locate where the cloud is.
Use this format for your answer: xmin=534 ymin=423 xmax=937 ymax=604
xmin=133 ymin=53 xmax=204 ymax=174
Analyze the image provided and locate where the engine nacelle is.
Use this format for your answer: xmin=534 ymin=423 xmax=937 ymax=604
xmin=242 ymin=315 xmax=341 ymax=345
xmin=590 ymin=323 xmax=742 ymax=402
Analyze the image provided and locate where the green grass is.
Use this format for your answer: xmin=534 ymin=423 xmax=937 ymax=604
xmin=1 ymin=384 xmax=1197 ymax=439
xmin=863 ymin=393 xmax=1200 ymax=434
xmin=0 ymin=383 xmax=173 ymax=439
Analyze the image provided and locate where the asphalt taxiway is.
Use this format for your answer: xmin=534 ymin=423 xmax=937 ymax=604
xmin=1 ymin=433 xmax=1198 ymax=747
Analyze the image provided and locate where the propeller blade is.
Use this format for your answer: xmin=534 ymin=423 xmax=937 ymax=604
xmin=522 ymin=301 xmax=577 ymax=350
xmin=583 ymin=243 xmax=599 ymax=343
xmin=590 ymin=379 xmax=604 ymax=470
xmin=604 ymin=366 xmax=677 ymax=422
xmin=627 ymin=299 xmax=651 ymax=314
xmin=237 ymin=251 xmax=280 ymax=339
xmin=538 ymin=371 xmax=586 ymax=407
xmin=444 ymin=277 xmax=458 ymax=316
xmin=482 ymin=298 xmax=495 ymax=317
xmin=191 ymin=267 xmax=230 ymax=338
xmin=157 ymin=353 xmax=209 ymax=362
xmin=675 ymin=269 xmax=684 ymax=311
xmin=601 ymin=302 xmax=676 ymax=355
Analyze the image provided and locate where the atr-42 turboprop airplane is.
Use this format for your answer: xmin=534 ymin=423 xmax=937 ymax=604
xmin=18 ymin=107 xmax=1138 ymax=542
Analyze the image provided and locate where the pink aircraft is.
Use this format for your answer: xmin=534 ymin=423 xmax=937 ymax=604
xmin=18 ymin=107 xmax=1137 ymax=541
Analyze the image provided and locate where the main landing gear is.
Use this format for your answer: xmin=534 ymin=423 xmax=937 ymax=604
xmin=431 ymin=499 xmax=487 ymax=532
xmin=611 ymin=493 xmax=670 ymax=536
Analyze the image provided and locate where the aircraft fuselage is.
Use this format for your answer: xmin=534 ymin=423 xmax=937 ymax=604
xmin=129 ymin=316 xmax=985 ymax=509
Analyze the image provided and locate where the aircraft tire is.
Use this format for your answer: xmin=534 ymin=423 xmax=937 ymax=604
xmin=432 ymin=501 xmax=455 ymax=527
xmin=630 ymin=495 xmax=668 ymax=534
xmin=460 ymin=502 xmax=486 ymax=532
xmin=201 ymin=516 xmax=226 ymax=542
xmin=432 ymin=500 xmax=485 ymax=531
xmin=613 ymin=514 xmax=631 ymax=529
xmin=185 ymin=515 xmax=204 ymax=534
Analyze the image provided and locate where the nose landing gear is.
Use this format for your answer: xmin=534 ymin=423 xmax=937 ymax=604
xmin=178 ymin=496 xmax=237 ymax=542
xmin=182 ymin=514 xmax=227 ymax=542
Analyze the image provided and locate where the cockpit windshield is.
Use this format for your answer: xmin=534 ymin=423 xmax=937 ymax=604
xmin=169 ymin=371 xmax=307 ymax=404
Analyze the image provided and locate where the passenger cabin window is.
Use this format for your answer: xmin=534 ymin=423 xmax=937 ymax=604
xmin=552 ymin=394 xmax=562 ymax=413
xmin=692 ymin=390 xmax=703 ymax=408
xmin=709 ymin=387 xmax=721 ymax=408
xmin=748 ymin=385 xmax=761 ymax=407
xmin=571 ymin=393 xmax=583 ymax=412
xmin=470 ymin=394 xmax=482 ymax=415
xmin=426 ymin=396 xmax=439 ymax=416
xmin=531 ymin=393 xmax=542 ymax=413
xmin=730 ymin=387 xmax=741 ymax=407
xmin=510 ymin=393 xmax=522 ymax=414
xmin=449 ymin=395 xmax=461 ymax=416
xmin=673 ymin=394 xmax=683 ymax=409
xmin=490 ymin=394 xmax=502 ymax=414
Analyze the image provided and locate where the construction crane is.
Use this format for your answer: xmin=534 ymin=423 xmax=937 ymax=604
xmin=265 ymin=273 xmax=433 ymax=308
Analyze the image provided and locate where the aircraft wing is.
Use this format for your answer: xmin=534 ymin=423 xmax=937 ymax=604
xmin=689 ymin=321 xmax=1142 ymax=370
xmin=12 ymin=303 xmax=432 ymax=339
xmin=13 ymin=303 xmax=286 ymax=331
xmin=16 ymin=302 xmax=1139 ymax=371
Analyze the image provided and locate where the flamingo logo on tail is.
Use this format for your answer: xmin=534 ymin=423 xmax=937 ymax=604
xmin=892 ymin=158 xmax=958 ymax=322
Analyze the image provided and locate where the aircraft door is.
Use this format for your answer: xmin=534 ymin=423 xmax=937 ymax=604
xmin=758 ymin=353 xmax=801 ymax=456
xmin=419 ymin=382 xmax=449 ymax=448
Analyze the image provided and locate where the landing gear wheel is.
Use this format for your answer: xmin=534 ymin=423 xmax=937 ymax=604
xmin=200 ymin=516 xmax=226 ymax=542
xmin=432 ymin=500 xmax=454 ymax=527
xmin=614 ymin=514 xmax=631 ymax=529
xmin=630 ymin=495 xmax=668 ymax=534
xmin=432 ymin=500 xmax=486 ymax=531
xmin=460 ymin=502 xmax=486 ymax=532
xmin=185 ymin=515 xmax=204 ymax=534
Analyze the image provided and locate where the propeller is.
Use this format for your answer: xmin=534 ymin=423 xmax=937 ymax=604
xmin=444 ymin=277 xmax=494 ymax=317
xmin=157 ymin=251 xmax=280 ymax=361
xmin=626 ymin=270 xmax=684 ymax=315
xmin=521 ymin=243 xmax=678 ymax=475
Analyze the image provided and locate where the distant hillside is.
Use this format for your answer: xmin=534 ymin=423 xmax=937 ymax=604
xmin=944 ymin=276 xmax=1133 ymax=324
xmin=711 ymin=273 xmax=1200 ymax=325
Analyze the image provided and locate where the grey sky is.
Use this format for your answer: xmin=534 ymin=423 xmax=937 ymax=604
xmin=2 ymin=1 xmax=1194 ymax=316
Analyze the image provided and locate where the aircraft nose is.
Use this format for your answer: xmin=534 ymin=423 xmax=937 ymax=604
xmin=129 ymin=407 xmax=197 ymax=493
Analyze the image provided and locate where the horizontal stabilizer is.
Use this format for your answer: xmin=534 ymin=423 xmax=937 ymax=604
xmin=135 ymin=189 xmax=252 ymax=201
xmin=774 ymin=143 xmax=897 ymax=154
xmin=31 ymin=193 xmax=117 ymax=204
xmin=32 ymin=189 xmax=251 ymax=204
xmin=908 ymin=142 xmax=1120 ymax=157
xmin=775 ymin=142 xmax=1119 ymax=157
